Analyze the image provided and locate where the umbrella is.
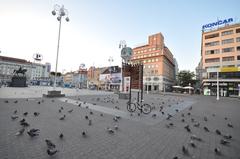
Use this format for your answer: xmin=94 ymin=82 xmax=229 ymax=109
xmin=184 ymin=86 xmax=194 ymax=89
xmin=172 ymin=85 xmax=183 ymax=89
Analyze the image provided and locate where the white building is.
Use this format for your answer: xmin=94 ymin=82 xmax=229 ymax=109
xmin=0 ymin=55 xmax=51 ymax=84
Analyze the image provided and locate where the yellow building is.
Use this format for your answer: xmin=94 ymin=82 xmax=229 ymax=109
xmin=201 ymin=22 xmax=240 ymax=96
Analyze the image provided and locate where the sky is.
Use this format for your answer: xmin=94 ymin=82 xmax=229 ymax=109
xmin=0 ymin=0 xmax=239 ymax=73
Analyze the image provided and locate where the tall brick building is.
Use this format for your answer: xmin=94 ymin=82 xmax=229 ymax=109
xmin=131 ymin=33 xmax=175 ymax=92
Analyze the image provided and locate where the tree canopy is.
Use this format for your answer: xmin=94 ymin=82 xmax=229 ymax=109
xmin=177 ymin=70 xmax=195 ymax=87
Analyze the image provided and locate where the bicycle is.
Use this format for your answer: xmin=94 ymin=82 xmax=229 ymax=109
xmin=127 ymin=100 xmax=152 ymax=114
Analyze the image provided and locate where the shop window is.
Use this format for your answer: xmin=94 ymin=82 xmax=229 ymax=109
xmin=236 ymin=28 xmax=240 ymax=33
xmin=237 ymin=55 xmax=240 ymax=60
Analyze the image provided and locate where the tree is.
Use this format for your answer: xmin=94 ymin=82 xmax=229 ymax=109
xmin=177 ymin=70 xmax=195 ymax=87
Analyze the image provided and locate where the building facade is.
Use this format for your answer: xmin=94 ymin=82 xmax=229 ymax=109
xmin=87 ymin=66 xmax=106 ymax=90
xmin=131 ymin=33 xmax=175 ymax=92
xmin=99 ymin=66 xmax=121 ymax=91
xmin=201 ymin=23 xmax=240 ymax=96
xmin=0 ymin=55 xmax=51 ymax=85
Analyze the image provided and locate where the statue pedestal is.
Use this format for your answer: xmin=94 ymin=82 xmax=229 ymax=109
xmin=43 ymin=90 xmax=65 ymax=98
xmin=9 ymin=76 xmax=27 ymax=87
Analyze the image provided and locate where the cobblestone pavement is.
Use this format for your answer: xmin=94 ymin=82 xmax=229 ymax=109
xmin=0 ymin=87 xmax=240 ymax=159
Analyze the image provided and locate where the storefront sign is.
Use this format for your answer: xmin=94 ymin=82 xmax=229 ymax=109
xmin=204 ymin=82 xmax=227 ymax=86
xmin=220 ymin=67 xmax=240 ymax=72
xmin=202 ymin=18 xmax=233 ymax=30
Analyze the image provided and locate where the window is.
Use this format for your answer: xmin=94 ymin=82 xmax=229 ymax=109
xmin=205 ymin=58 xmax=220 ymax=63
xmin=222 ymin=38 xmax=234 ymax=45
xmin=205 ymin=49 xmax=220 ymax=55
xmin=156 ymin=58 xmax=159 ymax=62
xmin=236 ymin=28 xmax=240 ymax=33
xmin=237 ymin=56 xmax=240 ymax=60
xmin=237 ymin=37 xmax=240 ymax=42
xmin=222 ymin=47 xmax=234 ymax=53
xmin=222 ymin=30 xmax=233 ymax=36
xmin=237 ymin=46 xmax=240 ymax=51
xmin=205 ymin=41 xmax=219 ymax=47
xmin=222 ymin=56 xmax=234 ymax=62
xmin=205 ymin=33 xmax=219 ymax=39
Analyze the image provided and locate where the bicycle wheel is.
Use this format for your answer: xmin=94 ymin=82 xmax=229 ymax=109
xmin=127 ymin=102 xmax=136 ymax=112
xmin=142 ymin=103 xmax=152 ymax=114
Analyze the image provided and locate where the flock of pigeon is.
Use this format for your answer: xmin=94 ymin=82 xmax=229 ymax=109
xmin=8 ymin=97 xmax=123 ymax=157
xmin=5 ymin=95 xmax=236 ymax=158
xmin=163 ymin=105 xmax=234 ymax=159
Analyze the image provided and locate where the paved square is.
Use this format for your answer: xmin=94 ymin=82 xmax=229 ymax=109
xmin=0 ymin=86 xmax=240 ymax=159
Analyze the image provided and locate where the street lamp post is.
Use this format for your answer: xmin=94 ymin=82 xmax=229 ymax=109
xmin=119 ymin=40 xmax=127 ymax=92
xmin=108 ymin=56 xmax=114 ymax=90
xmin=52 ymin=4 xmax=69 ymax=90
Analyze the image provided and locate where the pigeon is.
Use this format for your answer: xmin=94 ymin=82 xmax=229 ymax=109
xmin=181 ymin=119 xmax=185 ymax=122
xmin=152 ymin=114 xmax=157 ymax=118
xmin=33 ymin=112 xmax=40 ymax=116
xmin=19 ymin=118 xmax=25 ymax=123
xmin=59 ymin=133 xmax=64 ymax=139
xmin=189 ymin=140 xmax=196 ymax=148
xmin=166 ymin=114 xmax=172 ymax=120
xmin=223 ymin=134 xmax=232 ymax=140
xmin=107 ymin=127 xmax=114 ymax=134
xmin=13 ymin=110 xmax=17 ymax=114
xmin=214 ymin=147 xmax=221 ymax=155
xmin=212 ymin=113 xmax=216 ymax=117
xmin=38 ymin=101 xmax=41 ymax=104
xmin=215 ymin=129 xmax=221 ymax=135
xmin=59 ymin=115 xmax=66 ymax=120
xmin=45 ymin=139 xmax=56 ymax=149
xmin=82 ymin=131 xmax=86 ymax=137
xmin=100 ymin=113 xmax=103 ymax=117
xmin=47 ymin=149 xmax=58 ymax=156
xmin=15 ymin=128 xmax=25 ymax=136
xmin=88 ymin=120 xmax=92 ymax=126
xmin=204 ymin=126 xmax=210 ymax=132
xmin=224 ymin=117 xmax=228 ymax=120
xmin=191 ymin=135 xmax=202 ymax=142
xmin=68 ymin=109 xmax=73 ymax=113
xmin=29 ymin=128 xmax=40 ymax=133
xmin=58 ymin=109 xmax=62 ymax=113
xmin=161 ymin=111 xmax=165 ymax=115
xmin=220 ymin=139 xmax=230 ymax=145
xmin=204 ymin=116 xmax=208 ymax=122
xmin=11 ymin=115 xmax=19 ymax=120
xmin=114 ymin=125 xmax=118 ymax=130
xmin=20 ymin=121 xmax=30 ymax=127
xmin=182 ymin=146 xmax=189 ymax=155
xmin=89 ymin=111 xmax=93 ymax=115
xmin=175 ymin=109 xmax=179 ymax=112
xmin=184 ymin=125 xmax=191 ymax=132
xmin=172 ymin=156 xmax=178 ymax=159
xmin=27 ymin=129 xmax=39 ymax=137
xmin=113 ymin=117 xmax=118 ymax=122
xmin=227 ymin=123 xmax=233 ymax=128
xmin=115 ymin=116 xmax=121 ymax=120
xmin=85 ymin=115 xmax=89 ymax=120
xmin=93 ymin=103 xmax=96 ymax=105
xmin=193 ymin=122 xmax=200 ymax=127
xmin=61 ymin=107 xmax=64 ymax=110
xmin=5 ymin=100 xmax=9 ymax=103
xmin=187 ymin=112 xmax=191 ymax=116
xmin=65 ymin=100 xmax=68 ymax=102
xmin=86 ymin=106 xmax=89 ymax=109
xmin=23 ymin=112 xmax=28 ymax=116
xmin=191 ymin=118 xmax=195 ymax=122
xmin=78 ymin=103 xmax=81 ymax=107
xmin=169 ymin=122 xmax=174 ymax=126
xmin=188 ymin=106 xmax=192 ymax=111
